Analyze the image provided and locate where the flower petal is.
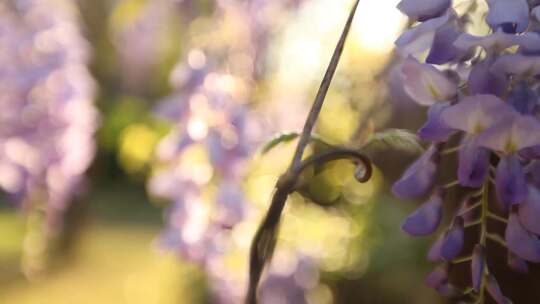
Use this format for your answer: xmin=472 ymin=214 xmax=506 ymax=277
xmin=467 ymin=61 xmax=508 ymax=97
xmin=436 ymin=283 xmax=461 ymax=297
xmin=418 ymin=102 xmax=454 ymax=141
xmin=401 ymin=192 xmax=444 ymax=236
xmin=491 ymin=54 xmax=540 ymax=77
xmin=392 ymin=145 xmax=439 ymax=199
xmin=457 ymin=194 xmax=480 ymax=224
xmin=471 ymin=244 xmax=485 ymax=292
xmin=529 ymin=161 xmax=540 ymax=187
xmin=457 ymin=137 xmax=491 ymax=188
xmin=477 ymin=115 xmax=540 ymax=154
xmin=440 ymin=216 xmax=465 ymax=261
xmin=508 ymin=250 xmax=529 ymax=274
xmin=397 ymin=0 xmax=451 ymax=21
xmin=425 ymin=264 xmax=449 ymax=289
xmin=486 ymin=274 xmax=512 ymax=304
xmin=495 ymin=155 xmax=528 ymax=207
xmin=401 ymin=56 xmax=457 ymax=106
xmin=454 ymin=31 xmax=520 ymax=52
xmin=427 ymin=234 xmax=444 ymax=262
xmin=520 ymin=145 xmax=540 ymax=160
xmin=395 ymin=13 xmax=451 ymax=57
xmin=426 ymin=24 xmax=463 ymax=64
xmin=505 ymin=211 xmax=540 ymax=262
xmin=441 ymin=94 xmax=516 ymax=135
xmin=486 ymin=0 xmax=530 ymax=33
xmin=518 ymin=186 xmax=540 ymax=235
xmin=508 ymin=82 xmax=538 ymax=115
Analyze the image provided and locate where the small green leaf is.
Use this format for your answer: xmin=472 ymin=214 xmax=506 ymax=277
xmin=260 ymin=132 xmax=300 ymax=154
xmin=260 ymin=132 xmax=334 ymax=155
xmin=362 ymin=129 xmax=424 ymax=156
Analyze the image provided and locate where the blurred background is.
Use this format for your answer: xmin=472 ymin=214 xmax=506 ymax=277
xmin=0 ymin=0 xmax=451 ymax=303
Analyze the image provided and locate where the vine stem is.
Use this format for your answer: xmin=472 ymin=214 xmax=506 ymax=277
xmin=245 ymin=1 xmax=362 ymax=303
xmin=478 ymin=179 xmax=490 ymax=303
xmin=290 ymin=0 xmax=361 ymax=168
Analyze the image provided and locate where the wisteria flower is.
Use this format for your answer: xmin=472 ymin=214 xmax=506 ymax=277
xmin=400 ymin=56 xmax=458 ymax=106
xmin=392 ymin=145 xmax=440 ymax=199
xmin=397 ymin=0 xmax=451 ymax=21
xmin=486 ymin=0 xmax=529 ymax=33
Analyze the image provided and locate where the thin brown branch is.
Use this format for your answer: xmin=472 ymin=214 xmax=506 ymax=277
xmin=245 ymin=1 xmax=362 ymax=303
xmin=290 ymin=0 xmax=361 ymax=168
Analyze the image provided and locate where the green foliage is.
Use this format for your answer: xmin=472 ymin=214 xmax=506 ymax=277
xmin=361 ymin=129 xmax=424 ymax=157
xmin=260 ymin=132 xmax=301 ymax=154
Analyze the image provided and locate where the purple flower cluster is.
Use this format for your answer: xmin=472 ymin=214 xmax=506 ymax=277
xmin=0 ymin=1 xmax=97 ymax=232
xmin=392 ymin=0 xmax=540 ymax=302
xmin=148 ymin=1 xmax=316 ymax=303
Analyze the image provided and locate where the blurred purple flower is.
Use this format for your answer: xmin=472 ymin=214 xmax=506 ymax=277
xmin=0 ymin=0 xmax=97 ymax=230
xmin=417 ymin=102 xmax=454 ymax=142
xmin=505 ymin=211 xmax=540 ymax=262
xmin=486 ymin=0 xmax=529 ymax=33
xmin=401 ymin=191 xmax=444 ymax=236
xmin=392 ymin=145 xmax=439 ymax=199
xmin=440 ymin=216 xmax=464 ymax=261
xmin=397 ymin=0 xmax=451 ymax=21
xmin=457 ymin=137 xmax=491 ymax=188
xmin=508 ymin=250 xmax=529 ymax=273
xmin=518 ymin=186 xmax=540 ymax=234
xmin=486 ymin=274 xmax=512 ymax=304
xmin=467 ymin=61 xmax=508 ymax=96
xmin=494 ymin=155 xmax=528 ymax=207
xmin=471 ymin=244 xmax=485 ymax=292
xmin=400 ymin=56 xmax=457 ymax=106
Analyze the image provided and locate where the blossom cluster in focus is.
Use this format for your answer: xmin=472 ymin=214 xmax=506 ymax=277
xmin=392 ymin=0 xmax=540 ymax=302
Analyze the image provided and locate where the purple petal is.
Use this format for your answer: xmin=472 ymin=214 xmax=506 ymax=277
xmin=486 ymin=0 xmax=530 ymax=33
xmin=471 ymin=244 xmax=485 ymax=292
xmin=401 ymin=192 xmax=444 ymax=236
xmin=506 ymin=211 xmax=540 ymax=262
xmin=518 ymin=186 xmax=540 ymax=235
xmin=534 ymin=6 xmax=540 ymax=22
xmin=427 ymin=234 xmax=444 ymax=262
xmin=454 ymin=31 xmax=520 ymax=52
xmin=529 ymin=161 xmax=540 ymax=187
xmin=477 ymin=115 xmax=540 ymax=154
xmin=425 ymin=264 xmax=448 ymax=289
xmin=508 ymin=82 xmax=538 ymax=115
xmin=508 ymin=250 xmax=529 ymax=274
xmin=426 ymin=24 xmax=463 ymax=64
xmin=520 ymin=146 xmax=540 ymax=160
xmin=441 ymin=94 xmax=516 ymax=135
xmin=436 ymin=283 xmax=460 ymax=297
xmin=457 ymin=137 xmax=491 ymax=188
xmin=401 ymin=56 xmax=458 ymax=106
xmin=491 ymin=54 xmax=540 ymax=77
xmin=397 ymin=0 xmax=451 ymax=21
xmin=495 ymin=155 xmax=528 ymax=207
xmin=392 ymin=146 xmax=439 ymax=199
xmin=486 ymin=274 xmax=512 ymax=304
xmin=395 ymin=12 xmax=451 ymax=57
xmin=418 ymin=102 xmax=454 ymax=141
xmin=467 ymin=61 xmax=508 ymax=97
xmin=516 ymin=32 xmax=540 ymax=55
xmin=440 ymin=216 xmax=465 ymax=261
xmin=457 ymin=194 xmax=480 ymax=224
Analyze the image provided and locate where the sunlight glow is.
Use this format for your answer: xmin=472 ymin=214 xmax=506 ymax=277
xmin=353 ymin=0 xmax=406 ymax=53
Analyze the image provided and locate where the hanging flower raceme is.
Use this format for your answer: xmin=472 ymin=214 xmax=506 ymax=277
xmin=147 ymin=1 xmax=318 ymax=303
xmin=392 ymin=0 xmax=540 ymax=302
xmin=0 ymin=1 xmax=97 ymax=231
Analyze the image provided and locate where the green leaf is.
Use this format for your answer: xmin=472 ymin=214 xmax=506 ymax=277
xmin=260 ymin=132 xmax=334 ymax=155
xmin=260 ymin=132 xmax=301 ymax=154
xmin=361 ymin=129 xmax=424 ymax=156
